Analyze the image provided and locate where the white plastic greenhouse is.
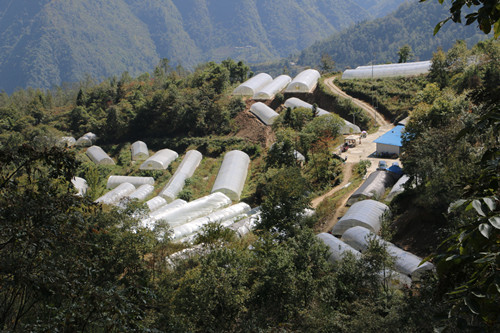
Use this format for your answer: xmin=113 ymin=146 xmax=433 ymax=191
xmin=145 ymin=193 xmax=232 ymax=230
xmin=145 ymin=196 xmax=168 ymax=212
xmin=147 ymin=199 xmax=188 ymax=224
xmin=160 ymin=150 xmax=203 ymax=202
xmin=285 ymin=69 xmax=321 ymax=93
xmin=59 ymin=136 xmax=76 ymax=147
xmin=332 ymin=200 xmax=390 ymax=236
xmin=249 ymin=102 xmax=279 ymax=125
xmin=128 ymin=184 xmax=154 ymax=201
xmin=386 ymin=175 xmax=410 ymax=202
xmin=342 ymin=226 xmax=435 ymax=279
xmin=253 ymin=75 xmax=291 ymax=100
xmin=86 ymin=146 xmax=115 ymax=165
xmin=342 ymin=61 xmax=431 ymax=79
xmin=131 ymin=141 xmax=149 ymax=160
xmin=211 ymin=150 xmax=250 ymax=202
xmin=347 ymin=171 xmax=398 ymax=205
xmin=172 ymin=202 xmax=251 ymax=240
xmin=317 ymin=233 xmax=361 ymax=263
xmin=228 ymin=207 xmax=261 ymax=237
xmin=75 ymin=132 xmax=97 ymax=147
xmin=96 ymin=182 xmax=136 ymax=205
xmin=232 ymin=73 xmax=273 ymax=96
xmin=140 ymin=148 xmax=178 ymax=170
xmin=106 ymin=175 xmax=154 ymax=189
xmin=71 ymin=177 xmax=88 ymax=196
xmin=284 ymin=97 xmax=360 ymax=134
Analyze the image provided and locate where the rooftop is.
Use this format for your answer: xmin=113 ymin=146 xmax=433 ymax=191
xmin=374 ymin=125 xmax=404 ymax=147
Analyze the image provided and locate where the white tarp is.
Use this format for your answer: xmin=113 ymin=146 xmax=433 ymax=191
xmin=107 ymin=175 xmax=155 ymax=189
xmin=160 ymin=150 xmax=202 ymax=202
xmin=75 ymin=132 xmax=97 ymax=147
xmin=316 ymin=232 xmax=361 ymax=263
xmin=284 ymin=97 xmax=360 ymax=134
xmin=285 ymin=69 xmax=320 ymax=93
xmin=342 ymin=61 xmax=431 ymax=79
xmin=253 ymin=75 xmax=291 ymax=100
xmin=232 ymin=73 xmax=273 ymax=96
xmin=71 ymin=177 xmax=88 ymax=196
xmin=95 ymin=182 xmax=136 ymax=205
xmin=145 ymin=193 xmax=232 ymax=229
xmin=342 ymin=226 xmax=435 ymax=279
xmin=171 ymin=202 xmax=251 ymax=240
xmin=86 ymin=146 xmax=115 ymax=165
xmin=128 ymin=184 xmax=155 ymax=201
xmin=131 ymin=141 xmax=149 ymax=160
xmin=249 ymin=102 xmax=279 ymax=125
xmin=211 ymin=150 xmax=250 ymax=202
xmin=145 ymin=196 xmax=168 ymax=212
xmin=332 ymin=200 xmax=390 ymax=235
xmin=386 ymin=175 xmax=410 ymax=201
xmin=140 ymin=148 xmax=178 ymax=170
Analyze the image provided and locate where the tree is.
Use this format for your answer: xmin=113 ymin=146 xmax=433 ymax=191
xmin=398 ymin=44 xmax=413 ymax=63
xmin=428 ymin=47 xmax=449 ymax=88
xmin=320 ymin=53 xmax=336 ymax=73
xmin=420 ymin=0 xmax=500 ymax=38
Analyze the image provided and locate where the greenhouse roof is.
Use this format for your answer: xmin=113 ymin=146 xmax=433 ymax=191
xmin=374 ymin=125 xmax=404 ymax=147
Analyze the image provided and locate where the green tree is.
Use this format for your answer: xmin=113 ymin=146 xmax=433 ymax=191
xmin=397 ymin=44 xmax=413 ymax=63
xmin=428 ymin=47 xmax=450 ymax=88
xmin=320 ymin=53 xmax=336 ymax=73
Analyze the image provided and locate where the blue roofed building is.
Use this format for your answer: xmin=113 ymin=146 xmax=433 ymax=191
xmin=374 ymin=125 xmax=404 ymax=156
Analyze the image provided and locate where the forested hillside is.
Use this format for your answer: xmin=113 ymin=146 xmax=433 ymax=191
xmin=294 ymin=1 xmax=488 ymax=70
xmin=0 ymin=0 xmax=403 ymax=93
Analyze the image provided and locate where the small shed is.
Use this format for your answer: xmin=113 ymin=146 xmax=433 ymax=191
xmin=140 ymin=149 xmax=178 ymax=170
xmin=86 ymin=146 xmax=115 ymax=165
xmin=131 ymin=141 xmax=149 ymax=160
xmin=332 ymin=199 xmax=390 ymax=236
xmin=374 ymin=125 xmax=404 ymax=156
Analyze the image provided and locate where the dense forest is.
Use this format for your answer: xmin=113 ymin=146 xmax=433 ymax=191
xmin=1 ymin=0 xmax=499 ymax=331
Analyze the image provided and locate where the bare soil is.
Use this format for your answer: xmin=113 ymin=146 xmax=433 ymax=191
xmin=233 ymin=100 xmax=275 ymax=148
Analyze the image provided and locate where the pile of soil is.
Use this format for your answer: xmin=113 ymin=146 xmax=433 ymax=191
xmin=232 ymin=101 xmax=275 ymax=148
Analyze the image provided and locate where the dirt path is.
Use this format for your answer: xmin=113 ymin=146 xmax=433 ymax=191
xmin=324 ymin=76 xmax=390 ymax=127
xmin=312 ymin=162 xmax=353 ymax=208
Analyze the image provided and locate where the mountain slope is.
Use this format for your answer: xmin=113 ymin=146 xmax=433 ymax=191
xmin=297 ymin=1 xmax=487 ymax=69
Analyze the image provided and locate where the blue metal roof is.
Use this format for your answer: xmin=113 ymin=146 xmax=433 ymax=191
xmin=374 ymin=125 xmax=404 ymax=147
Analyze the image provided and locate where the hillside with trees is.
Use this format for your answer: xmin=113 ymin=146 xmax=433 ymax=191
xmin=0 ymin=0 xmax=407 ymax=93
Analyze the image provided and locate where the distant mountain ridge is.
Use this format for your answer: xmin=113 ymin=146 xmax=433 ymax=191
xmin=0 ymin=0 xmax=406 ymax=92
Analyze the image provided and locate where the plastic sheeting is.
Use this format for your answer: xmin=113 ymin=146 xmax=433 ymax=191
xmin=131 ymin=141 xmax=149 ymax=160
xmin=107 ymin=175 xmax=155 ymax=189
xmin=160 ymin=150 xmax=202 ymax=202
xmin=86 ymin=146 xmax=115 ymax=165
xmin=232 ymin=73 xmax=273 ymax=96
xmin=147 ymin=199 xmax=187 ymax=223
xmin=171 ymin=202 xmax=251 ymax=240
xmin=342 ymin=61 xmax=431 ymax=79
xmin=342 ymin=226 xmax=435 ymax=279
xmin=59 ymin=136 xmax=76 ymax=147
xmin=284 ymin=97 xmax=360 ymax=134
xmin=146 ymin=196 xmax=168 ymax=212
xmin=317 ymin=232 xmax=361 ymax=263
xmin=140 ymin=148 xmax=178 ymax=170
xmin=386 ymin=175 xmax=410 ymax=201
xmin=146 ymin=193 xmax=232 ymax=229
xmin=347 ymin=171 xmax=397 ymax=205
xmin=75 ymin=132 xmax=97 ymax=147
xmin=96 ymin=182 xmax=136 ymax=205
xmin=128 ymin=184 xmax=154 ymax=201
xmin=249 ymin=102 xmax=279 ymax=125
xmin=332 ymin=200 xmax=390 ymax=235
xmin=285 ymin=69 xmax=320 ymax=93
xmin=211 ymin=150 xmax=250 ymax=202
xmin=253 ymin=75 xmax=291 ymax=100
xmin=228 ymin=207 xmax=261 ymax=237
xmin=71 ymin=177 xmax=88 ymax=196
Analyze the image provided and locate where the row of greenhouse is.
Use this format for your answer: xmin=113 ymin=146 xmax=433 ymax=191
xmin=73 ymin=142 xmax=255 ymax=242
xmin=342 ymin=60 xmax=431 ymax=79
xmin=233 ymin=69 xmax=321 ymax=99
xmin=249 ymin=97 xmax=361 ymax=134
